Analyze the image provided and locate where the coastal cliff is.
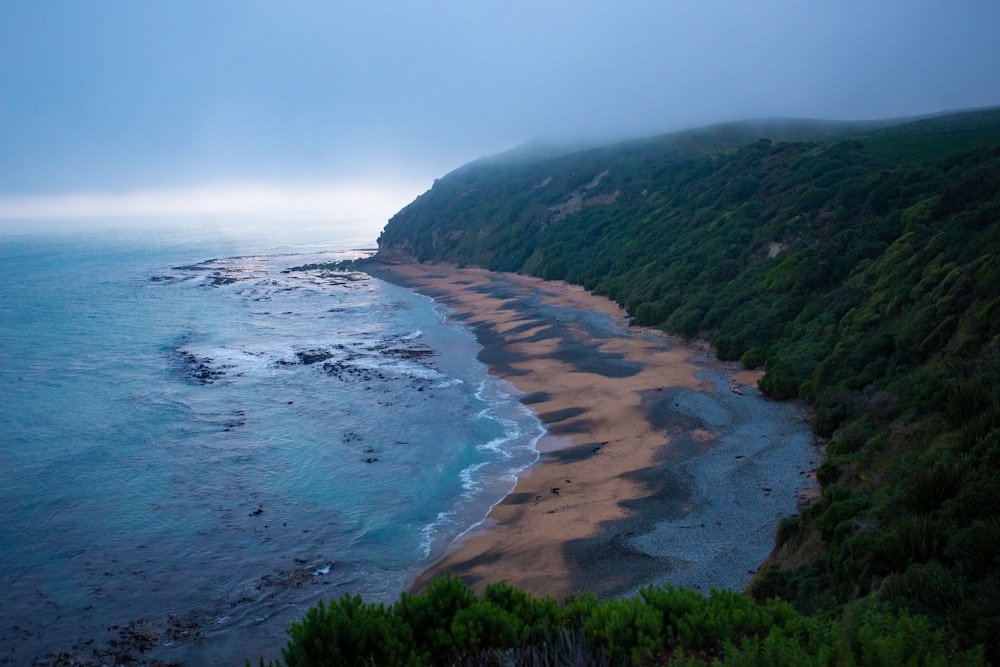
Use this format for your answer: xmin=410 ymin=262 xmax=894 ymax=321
xmin=377 ymin=109 xmax=1000 ymax=656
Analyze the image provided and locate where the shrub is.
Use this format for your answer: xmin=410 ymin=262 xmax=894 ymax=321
xmin=279 ymin=595 xmax=409 ymax=667
xmin=260 ymin=577 xmax=985 ymax=666
xmin=945 ymin=518 xmax=1000 ymax=580
xmin=739 ymin=346 xmax=769 ymax=370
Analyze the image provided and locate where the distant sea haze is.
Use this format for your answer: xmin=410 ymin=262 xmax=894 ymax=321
xmin=0 ymin=220 xmax=542 ymax=665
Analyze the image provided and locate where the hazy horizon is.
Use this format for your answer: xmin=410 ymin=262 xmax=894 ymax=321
xmin=3 ymin=1 xmax=999 ymax=223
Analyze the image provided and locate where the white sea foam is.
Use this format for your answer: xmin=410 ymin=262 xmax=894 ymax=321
xmin=417 ymin=378 xmax=545 ymax=560
xmin=459 ymin=461 xmax=490 ymax=493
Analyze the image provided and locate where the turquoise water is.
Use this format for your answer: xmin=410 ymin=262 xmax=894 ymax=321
xmin=0 ymin=218 xmax=543 ymax=665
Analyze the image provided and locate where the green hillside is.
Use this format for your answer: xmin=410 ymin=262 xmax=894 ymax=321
xmin=374 ymin=108 xmax=1000 ymax=659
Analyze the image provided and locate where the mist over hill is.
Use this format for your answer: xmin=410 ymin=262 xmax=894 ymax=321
xmin=377 ymin=108 xmax=1000 ymax=657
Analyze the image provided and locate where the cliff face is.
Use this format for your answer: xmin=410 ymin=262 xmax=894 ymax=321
xmin=378 ymin=108 xmax=1000 ymax=655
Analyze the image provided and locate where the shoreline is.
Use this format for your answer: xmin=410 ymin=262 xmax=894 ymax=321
xmin=369 ymin=261 xmax=821 ymax=599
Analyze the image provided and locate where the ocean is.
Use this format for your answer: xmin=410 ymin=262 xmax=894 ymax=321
xmin=0 ymin=217 xmax=544 ymax=665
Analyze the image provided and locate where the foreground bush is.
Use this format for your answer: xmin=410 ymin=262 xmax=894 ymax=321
xmin=253 ymin=575 xmax=983 ymax=666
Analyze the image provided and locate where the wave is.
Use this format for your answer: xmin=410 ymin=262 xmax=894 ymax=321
xmin=173 ymin=329 xmax=461 ymax=387
xmin=417 ymin=379 xmax=544 ymax=560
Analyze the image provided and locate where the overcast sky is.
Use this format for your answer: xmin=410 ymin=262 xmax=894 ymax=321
xmin=2 ymin=1 xmax=999 ymax=220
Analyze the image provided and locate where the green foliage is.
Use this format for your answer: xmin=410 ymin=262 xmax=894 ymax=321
xmin=261 ymin=578 xmax=984 ymax=666
xmin=279 ymin=595 xmax=411 ymax=666
xmin=373 ymin=108 xmax=1000 ymax=662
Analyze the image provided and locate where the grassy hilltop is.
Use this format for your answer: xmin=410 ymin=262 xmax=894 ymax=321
xmin=269 ymin=109 xmax=1000 ymax=665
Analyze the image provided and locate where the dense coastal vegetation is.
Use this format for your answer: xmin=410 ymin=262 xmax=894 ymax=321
xmin=270 ymin=109 xmax=1000 ymax=664
xmin=266 ymin=575 xmax=984 ymax=666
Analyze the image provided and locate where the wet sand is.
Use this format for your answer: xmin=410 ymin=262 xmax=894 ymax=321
xmin=369 ymin=262 xmax=820 ymax=599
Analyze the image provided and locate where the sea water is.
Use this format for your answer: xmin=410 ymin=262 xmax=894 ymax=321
xmin=0 ymin=217 xmax=544 ymax=665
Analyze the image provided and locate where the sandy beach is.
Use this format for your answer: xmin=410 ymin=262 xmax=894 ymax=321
xmin=369 ymin=262 xmax=820 ymax=599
